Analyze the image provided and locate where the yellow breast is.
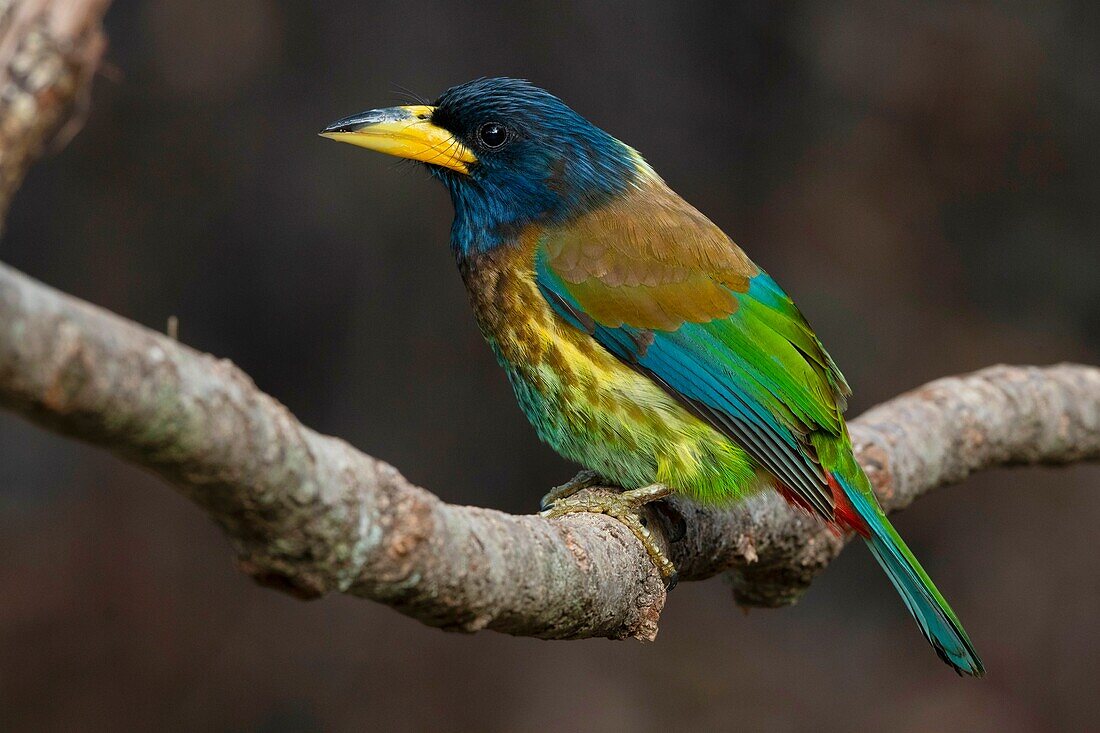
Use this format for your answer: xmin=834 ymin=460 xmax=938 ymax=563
xmin=456 ymin=235 xmax=759 ymax=502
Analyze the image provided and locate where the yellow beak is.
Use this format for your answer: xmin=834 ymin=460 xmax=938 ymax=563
xmin=320 ymin=104 xmax=477 ymax=174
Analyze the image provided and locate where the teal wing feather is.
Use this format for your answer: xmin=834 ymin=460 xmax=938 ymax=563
xmin=535 ymin=184 xmax=850 ymax=515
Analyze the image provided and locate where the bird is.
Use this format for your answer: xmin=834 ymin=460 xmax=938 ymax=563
xmin=321 ymin=77 xmax=983 ymax=676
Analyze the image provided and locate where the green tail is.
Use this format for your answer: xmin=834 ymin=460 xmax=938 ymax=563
xmin=861 ymin=513 xmax=984 ymax=676
xmin=823 ymin=441 xmax=984 ymax=676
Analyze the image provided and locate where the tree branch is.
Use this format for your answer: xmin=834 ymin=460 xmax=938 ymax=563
xmin=1 ymin=0 xmax=1098 ymax=642
xmin=0 ymin=0 xmax=109 ymax=227
xmin=2 ymin=261 xmax=1098 ymax=639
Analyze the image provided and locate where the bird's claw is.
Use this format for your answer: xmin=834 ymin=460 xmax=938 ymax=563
xmin=539 ymin=469 xmax=603 ymax=511
xmin=540 ymin=483 xmax=678 ymax=584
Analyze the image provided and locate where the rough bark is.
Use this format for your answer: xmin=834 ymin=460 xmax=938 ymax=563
xmin=3 ymin=261 xmax=1099 ymax=639
xmin=1 ymin=0 xmax=1098 ymax=642
xmin=0 ymin=0 xmax=109 ymax=229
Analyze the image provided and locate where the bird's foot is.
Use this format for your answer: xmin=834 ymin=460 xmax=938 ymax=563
xmin=539 ymin=469 xmax=604 ymax=511
xmin=540 ymin=483 xmax=678 ymax=588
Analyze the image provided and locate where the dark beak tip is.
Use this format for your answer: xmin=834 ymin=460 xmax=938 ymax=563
xmin=320 ymin=106 xmax=417 ymax=138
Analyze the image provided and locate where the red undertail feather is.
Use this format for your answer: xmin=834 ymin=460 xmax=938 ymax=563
xmin=827 ymin=473 xmax=870 ymax=537
xmin=775 ymin=476 xmax=870 ymax=538
xmin=774 ymin=482 xmax=817 ymax=516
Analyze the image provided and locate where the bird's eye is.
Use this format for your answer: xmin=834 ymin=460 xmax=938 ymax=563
xmin=477 ymin=122 xmax=509 ymax=149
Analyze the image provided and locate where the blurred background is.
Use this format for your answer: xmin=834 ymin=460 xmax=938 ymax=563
xmin=1 ymin=0 xmax=1098 ymax=730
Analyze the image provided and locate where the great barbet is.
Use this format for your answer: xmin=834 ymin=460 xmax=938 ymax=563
xmin=322 ymin=78 xmax=983 ymax=676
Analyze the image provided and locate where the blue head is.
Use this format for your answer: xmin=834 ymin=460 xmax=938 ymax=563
xmin=321 ymin=78 xmax=641 ymax=256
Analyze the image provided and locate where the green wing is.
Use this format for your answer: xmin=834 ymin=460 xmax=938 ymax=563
xmin=535 ymin=181 xmax=850 ymax=516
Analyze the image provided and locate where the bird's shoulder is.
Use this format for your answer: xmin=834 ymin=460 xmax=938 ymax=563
xmin=540 ymin=175 xmax=757 ymax=330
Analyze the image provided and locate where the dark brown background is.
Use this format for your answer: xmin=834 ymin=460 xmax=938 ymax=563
xmin=2 ymin=1 xmax=1098 ymax=730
